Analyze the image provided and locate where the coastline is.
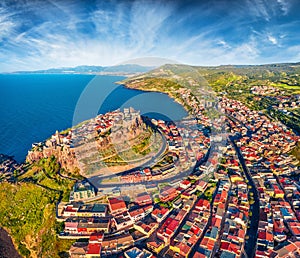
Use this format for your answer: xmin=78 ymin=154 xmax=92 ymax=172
xmin=117 ymin=80 xmax=192 ymax=114
xmin=0 ymin=68 xmax=206 ymax=258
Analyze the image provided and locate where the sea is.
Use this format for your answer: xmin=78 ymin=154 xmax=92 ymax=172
xmin=0 ymin=74 xmax=187 ymax=162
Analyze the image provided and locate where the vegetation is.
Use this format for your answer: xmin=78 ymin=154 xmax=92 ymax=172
xmin=290 ymin=142 xmax=300 ymax=162
xmin=1 ymin=62 xmax=300 ymax=257
xmin=19 ymin=156 xmax=75 ymax=202
xmin=0 ymin=156 xmax=77 ymax=257
xmin=123 ymin=76 xmax=194 ymax=112
xmin=123 ymin=63 xmax=300 ymax=160
xmin=132 ymin=134 xmax=151 ymax=155
xmin=152 ymin=154 xmax=174 ymax=170
xmin=65 ymin=167 xmax=84 ymax=180
xmin=202 ymin=182 xmax=217 ymax=202
xmin=157 ymin=193 xmax=181 ymax=209
xmin=0 ymin=182 xmax=74 ymax=258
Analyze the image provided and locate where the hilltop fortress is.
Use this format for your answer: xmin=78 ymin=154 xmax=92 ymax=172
xmin=26 ymin=108 xmax=163 ymax=176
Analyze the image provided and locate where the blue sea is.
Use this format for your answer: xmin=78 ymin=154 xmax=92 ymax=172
xmin=0 ymin=74 xmax=187 ymax=162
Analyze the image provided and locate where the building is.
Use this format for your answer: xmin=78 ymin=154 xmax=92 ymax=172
xmin=151 ymin=206 xmax=170 ymax=223
xmin=108 ymin=197 xmax=127 ymax=215
xmin=147 ymin=237 xmax=165 ymax=254
xmin=272 ymin=241 xmax=300 ymax=257
xmin=101 ymin=233 xmax=134 ymax=255
xmin=85 ymin=232 xmax=104 ymax=258
xmin=70 ymin=180 xmax=96 ymax=201
xmin=134 ymin=221 xmax=158 ymax=237
xmin=65 ymin=217 xmax=111 ymax=234
xmin=63 ymin=202 xmax=82 ymax=217
xmin=196 ymin=180 xmax=208 ymax=192
xmin=135 ymin=193 xmax=152 ymax=206
xmin=62 ymin=203 xmax=107 ymax=218
xmin=86 ymin=243 xmax=101 ymax=258
xmin=159 ymin=186 xmax=178 ymax=202
xmin=124 ymin=247 xmax=154 ymax=258
xmin=180 ymin=179 xmax=192 ymax=189
xmin=129 ymin=208 xmax=145 ymax=222
xmin=77 ymin=204 xmax=107 ymax=217
xmin=69 ymin=242 xmax=87 ymax=258
xmin=113 ymin=211 xmax=134 ymax=231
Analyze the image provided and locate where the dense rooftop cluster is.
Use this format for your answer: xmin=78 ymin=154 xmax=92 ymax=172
xmin=3 ymin=65 xmax=300 ymax=257
xmin=50 ymin=92 xmax=300 ymax=258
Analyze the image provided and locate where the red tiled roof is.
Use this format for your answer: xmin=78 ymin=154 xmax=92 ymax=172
xmin=194 ymin=252 xmax=206 ymax=258
xmin=108 ymin=197 xmax=127 ymax=213
xmin=258 ymin=231 xmax=266 ymax=240
xmin=89 ymin=232 xmax=104 ymax=242
xmin=136 ymin=194 xmax=152 ymax=204
xmin=181 ymin=180 xmax=191 ymax=186
xmin=86 ymin=243 xmax=101 ymax=255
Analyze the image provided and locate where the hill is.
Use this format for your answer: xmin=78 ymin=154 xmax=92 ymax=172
xmin=13 ymin=64 xmax=155 ymax=75
xmin=122 ymin=62 xmax=300 ymax=133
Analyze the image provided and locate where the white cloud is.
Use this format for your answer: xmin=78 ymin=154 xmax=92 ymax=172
xmin=157 ymin=33 xmax=261 ymax=67
xmin=277 ymin=0 xmax=289 ymax=15
xmin=1 ymin=0 xmax=178 ymax=71
xmin=0 ymin=0 xmax=299 ymax=72
xmin=245 ymin=0 xmax=292 ymax=21
xmin=267 ymin=34 xmax=278 ymax=45
xmin=0 ymin=7 xmax=16 ymax=42
xmin=217 ymin=40 xmax=232 ymax=49
xmin=245 ymin=0 xmax=271 ymax=21
xmin=128 ymin=1 xmax=175 ymax=54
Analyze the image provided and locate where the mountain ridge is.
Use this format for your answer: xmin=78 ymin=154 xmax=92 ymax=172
xmin=11 ymin=64 xmax=156 ymax=75
xmin=10 ymin=61 xmax=300 ymax=75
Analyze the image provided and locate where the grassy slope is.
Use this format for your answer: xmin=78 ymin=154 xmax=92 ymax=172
xmin=0 ymin=182 xmax=73 ymax=258
xmin=0 ymin=157 xmax=76 ymax=257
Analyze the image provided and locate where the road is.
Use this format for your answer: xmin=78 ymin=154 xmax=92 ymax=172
xmin=229 ymin=135 xmax=259 ymax=258
xmin=226 ymin=113 xmax=260 ymax=258
xmin=89 ymin=161 xmax=195 ymax=190
xmin=87 ymin=141 xmax=213 ymax=190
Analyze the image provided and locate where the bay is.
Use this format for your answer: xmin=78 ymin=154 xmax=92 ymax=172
xmin=0 ymin=74 xmax=187 ymax=162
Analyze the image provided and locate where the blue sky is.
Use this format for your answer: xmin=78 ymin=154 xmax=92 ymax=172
xmin=0 ymin=0 xmax=300 ymax=72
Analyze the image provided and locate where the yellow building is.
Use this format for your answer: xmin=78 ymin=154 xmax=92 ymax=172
xmin=147 ymin=239 xmax=165 ymax=254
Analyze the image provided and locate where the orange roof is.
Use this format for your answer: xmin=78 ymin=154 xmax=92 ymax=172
xmin=181 ymin=180 xmax=191 ymax=186
xmin=89 ymin=232 xmax=104 ymax=242
xmin=136 ymin=194 xmax=152 ymax=203
xmin=194 ymin=252 xmax=207 ymax=258
xmin=291 ymin=227 xmax=300 ymax=235
xmin=214 ymin=218 xmax=222 ymax=228
xmin=179 ymin=242 xmax=191 ymax=255
xmin=218 ymin=203 xmax=225 ymax=209
xmin=207 ymin=239 xmax=216 ymax=250
xmin=86 ymin=243 xmax=101 ymax=255
xmin=266 ymin=231 xmax=273 ymax=242
xmin=238 ymin=229 xmax=245 ymax=239
xmin=129 ymin=208 xmax=144 ymax=217
xmin=189 ymin=234 xmax=198 ymax=245
xmin=152 ymin=207 xmax=168 ymax=216
xmin=108 ymin=197 xmax=126 ymax=212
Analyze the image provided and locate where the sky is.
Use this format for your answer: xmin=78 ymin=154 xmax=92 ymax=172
xmin=0 ymin=0 xmax=300 ymax=72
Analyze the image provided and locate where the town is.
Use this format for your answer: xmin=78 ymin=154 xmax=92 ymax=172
xmin=1 ymin=79 xmax=299 ymax=258
xmin=32 ymin=89 xmax=298 ymax=257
